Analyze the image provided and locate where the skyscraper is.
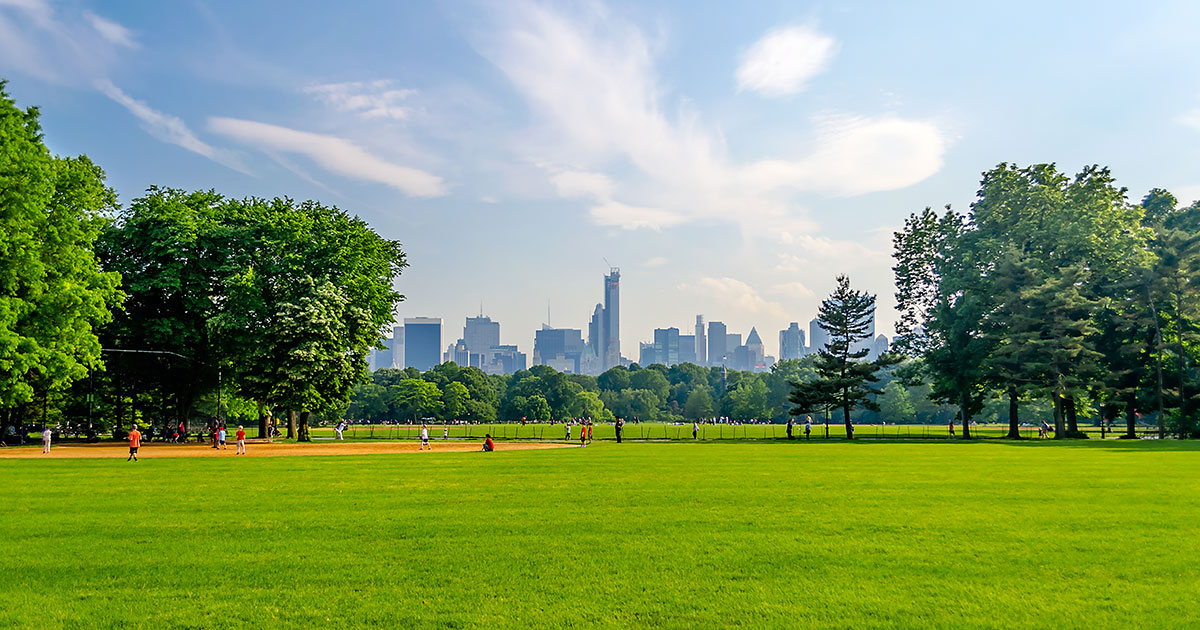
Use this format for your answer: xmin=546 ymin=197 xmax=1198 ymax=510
xmin=679 ymin=334 xmax=696 ymax=365
xmin=603 ymin=268 xmax=620 ymax=369
xmin=745 ymin=327 xmax=765 ymax=370
xmin=695 ymin=315 xmax=707 ymax=366
xmin=588 ymin=303 xmax=603 ymax=357
xmin=534 ymin=326 xmax=585 ymax=373
xmin=779 ymin=322 xmax=804 ymax=361
xmin=707 ymin=321 xmax=727 ymax=366
xmin=403 ymin=317 xmax=442 ymax=371
xmin=653 ymin=327 xmax=680 ymax=366
xmin=809 ymin=317 xmax=828 ymax=354
xmin=463 ymin=316 xmax=500 ymax=367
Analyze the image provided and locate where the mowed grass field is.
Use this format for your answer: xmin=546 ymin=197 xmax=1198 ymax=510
xmin=1 ymin=441 xmax=1197 ymax=629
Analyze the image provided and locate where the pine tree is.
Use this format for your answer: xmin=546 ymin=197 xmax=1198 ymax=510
xmin=801 ymin=275 xmax=891 ymax=437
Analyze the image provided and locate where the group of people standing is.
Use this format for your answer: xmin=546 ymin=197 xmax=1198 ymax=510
xmin=784 ymin=416 xmax=814 ymax=440
xmin=209 ymin=424 xmax=247 ymax=454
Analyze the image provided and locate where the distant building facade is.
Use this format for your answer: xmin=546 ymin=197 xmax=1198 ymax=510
xmin=404 ymin=317 xmax=442 ymax=371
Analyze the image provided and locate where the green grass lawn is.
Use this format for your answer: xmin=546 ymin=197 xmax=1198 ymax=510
xmin=2 ymin=441 xmax=1196 ymax=629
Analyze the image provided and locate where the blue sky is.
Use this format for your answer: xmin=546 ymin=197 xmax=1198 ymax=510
xmin=3 ymin=0 xmax=1199 ymax=360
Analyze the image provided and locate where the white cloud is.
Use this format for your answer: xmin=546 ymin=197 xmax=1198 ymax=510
xmin=588 ymin=201 xmax=685 ymax=230
xmin=0 ymin=0 xmax=132 ymax=84
xmin=550 ymin=170 xmax=614 ymax=199
xmin=96 ymin=80 xmax=249 ymax=174
xmin=208 ymin=117 xmax=446 ymax=197
xmin=305 ymin=80 xmax=415 ymax=120
xmin=644 ymin=256 xmax=667 ymax=267
xmin=480 ymin=195 xmax=499 ymax=204
xmin=474 ymin=3 xmax=948 ymax=234
xmin=736 ymin=25 xmax=837 ymax=97
xmin=680 ymin=277 xmax=787 ymax=318
xmin=84 ymin=11 xmax=136 ymax=48
xmin=770 ymin=281 xmax=816 ymax=299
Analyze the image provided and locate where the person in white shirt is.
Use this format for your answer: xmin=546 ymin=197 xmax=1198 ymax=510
xmin=42 ymin=426 xmax=52 ymax=453
xmin=420 ymin=424 xmax=431 ymax=450
xmin=693 ymin=421 xmax=699 ymax=440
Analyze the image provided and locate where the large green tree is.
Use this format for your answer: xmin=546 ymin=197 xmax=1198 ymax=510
xmin=0 ymin=82 xmax=122 ymax=427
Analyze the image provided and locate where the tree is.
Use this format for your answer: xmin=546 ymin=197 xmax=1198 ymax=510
xmin=683 ymin=388 xmax=714 ymax=420
xmin=725 ymin=377 xmax=772 ymax=421
xmin=878 ymin=381 xmax=916 ymax=423
xmin=393 ymin=379 xmax=442 ymax=423
xmin=802 ymin=275 xmax=889 ymax=437
xmin=522 ymin=394 xmax=552 ymax=423
xmin=598 ymin=367 xmax=630 ymax=392
xmin=893 ymin=206 xmax=993 ymax=438
xmin=568 ymin=390 xmax=610 ymax=421
xmin=0 ymin=83 xmax=122 ymax=427
xmin=441 ymin=381 xmax=469 ymax=421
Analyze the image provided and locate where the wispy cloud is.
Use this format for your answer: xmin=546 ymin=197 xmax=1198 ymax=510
xmin=1180 ymin=109 xmax=1200 ymax=132
xmin=84 ymin=11 xmax=136 ymax=48
xmin=473 ymin=3 xmax=948 ymax=234
xmin=680 ymin=277 xmax=787 ymax=318
xmin=0 ymin=0 xmax=132 ymax=84
xmin=644 ymin=256 xmax=668 ymax=267
xmin=208 ymin=117 xmax=446 ymax=197
xmin=736 ymin=25 xmax=837 ymax=97
xmin=304 ymin=80 xmax=415 ymax=120
xmin=96 ymin=80 xmax=249 ymax=174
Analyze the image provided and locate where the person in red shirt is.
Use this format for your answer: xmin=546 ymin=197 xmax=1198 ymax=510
xmin=236 ymin=425 xmax=247 ymax=455
xmin=127 ymin=425 xmax=142 ymax=462
xmin=482 ymin=434 xmax=494 ymax=452
xmin=587 ymin=423 xmax=593 ymax=444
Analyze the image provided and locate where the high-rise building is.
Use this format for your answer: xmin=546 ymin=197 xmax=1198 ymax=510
xmin=484 ymin=345 xmax=526 ymax=375
xmin=809 ymin=317 xmax=828 ymax=354
xmin=391 ymin=325 xmax=404 ymax=368
xmin=726 ymin=333 xmax=742 ymax=352
xmin=707 ymin=321 xmax=727 ymax=366
xmin=603 ymin=268 xmax=620 ymax=370
xmin=588 ymin=304 xmax=603 ymax=357
xmin=779 ymin=322 xmax=804 ymax=361
xmin=745 ymin=327 xmax=765 ymax=370
xmin=463 ymin=316 xmax=500 ymax=364
xmin=679 ymin=334 xmax=696 ymax=365
xmin=403 ymin=317 xmax=442 ymax=371
xmin=870 ymin=334 xmax=889 ymax=361
xmin=638 ymin=342 xmax=657 ymax=366
xmin=534 ymin=326 xmax=585 ymax=373
xmin=695 ymin=315 xmax=707 ymax=366
xmin=652 ymin=327 xmax=680 ymax=366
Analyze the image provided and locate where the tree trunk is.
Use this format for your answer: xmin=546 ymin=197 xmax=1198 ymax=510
xmin=1006 ymin=385 xmax=1020 ymax=439
xmin=1053 ymin=393 xmax=1065 ymax=439
xmin=1177 ymin=291 xmax=1189 ymax=436
xmin=1124 ymin=396 xmax=1136 ymax=439
xmin=257 ymin=402 xmax=268 ymax=439
xmin=1065 ymin=396 xmax=1078 ymax=435
xmin=298 ymin=411 xmax=311 ymax=442
xmin=287 ymin=409 xmax=296 ymax=439
xmin=959 ymin=391 xmax=972 ymax=439
xmin=842 ymin=403 xmax=853 ymax=439
xmin=1149 ymin=286 xmax=1166 ymax=439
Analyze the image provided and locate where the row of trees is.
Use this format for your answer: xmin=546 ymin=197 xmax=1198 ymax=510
xmin=0 ymin=83 xmax=407 ymax=440
xmin=889 ymin=164 xmax=1200 ymax=439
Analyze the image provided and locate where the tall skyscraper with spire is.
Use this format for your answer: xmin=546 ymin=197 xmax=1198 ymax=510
xmin=602 ymin=268 xmax=620 ymax=369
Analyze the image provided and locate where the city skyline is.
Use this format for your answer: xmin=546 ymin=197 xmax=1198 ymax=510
xmin=3 ymin=1 xmax=1197 ymax=362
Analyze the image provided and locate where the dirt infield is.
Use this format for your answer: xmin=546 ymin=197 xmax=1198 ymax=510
xmin=0 ymin=440 xmax=575 ymax=459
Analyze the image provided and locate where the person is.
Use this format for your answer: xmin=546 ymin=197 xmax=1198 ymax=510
xmin=482 ymin=434 xmax=495 ymax=452
xmin=615 ymin=418 xmax=623 ymax=443
xmin=236 ymin=425 xmax=246 ymax=455
xmin=587 ymin=423 xmax=593 ymax=444
xmin=1040 ymin=420 xmax=1050 ymax=439
xmin=335 ymin=419 xmax=346 ymax=441
xmin=948 ymin=420 xmax=956 ymax=437
xmin=443 ymin=426 xmax=449 ymax=440
xmin=787 ymin=417 xmax=794 ymax=440
xmin=127 ymin=424 xmax=141 ymax=462
xmin=420 ymin=424 xmax=431 ymax=450
xmin=580 ymin=425 xmax=587 ymax=447
xmin=218 ymin=426 xmax=227 ymax=450
xmin=804 ymin=416 xmax=812 ymax=441
xmin=566 ymin=423 xmax=571 ymax=441
xmin=211 ymin=424 xmax=219 ymax=449
xmin=847 ymin=419 xmax=854 ymax=439
xmin=693 ymin=421 xmax=699 ymax=440
xmin=42 ymin=425 xmax=52 ymax=454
